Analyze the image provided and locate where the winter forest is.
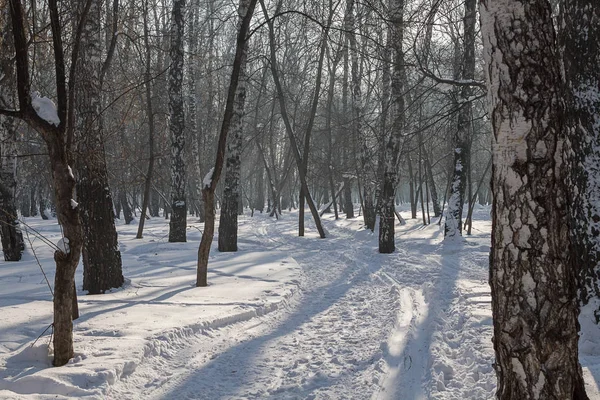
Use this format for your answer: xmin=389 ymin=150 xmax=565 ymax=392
xmin=1 ymin=0 xmax=600 ymax=398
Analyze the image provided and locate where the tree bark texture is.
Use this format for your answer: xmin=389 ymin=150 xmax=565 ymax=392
xmin=560 ymin=0 xmax=600 ymax=304
xmin=218 ymin=4 xmax=248 ymax=252
xmin=379 ymin=0 xmax=405 ymax=254
xmin=0 ymin=5 xmax=24 ymax=261
xmin=346 ymin=0 xmax=375 ymax=231
xmin=481 ymin=0 xmax=588 ymax=398
xmin=168 ymin=0 xmax=187 ymax=242
xmin=76 ymin=0 xmax=124 ymax=294
xmin=445 ymin=0 xmax=476 ymax=238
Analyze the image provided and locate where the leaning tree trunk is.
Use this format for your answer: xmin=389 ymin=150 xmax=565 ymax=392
xmin=481 ymin=0 xmax=588 ymax=398
xmin=0 ymin=8 xmax=24 ymax=261
xmin=444 ymin=0 xmax=475 ymax=239
xmin=76 ymin=0 xmax=124 ymax=294
xmin=136 ymin=0 xmax=155 ymax=239
xmin=167 ymin=0 xmax=187 ymax=242
xmin=560 ymin=0 xmax=600 ymax=303
xmin=197 ymin=0 xmax=257 ymax=287
xmin=261 ymin=0 xmax=326 ymax=239
xmin=218 ymin=16 xmax=248 ymax=252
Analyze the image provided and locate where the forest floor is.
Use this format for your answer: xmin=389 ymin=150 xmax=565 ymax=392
xmin=1 ymin=205 xmax=600 ymax=399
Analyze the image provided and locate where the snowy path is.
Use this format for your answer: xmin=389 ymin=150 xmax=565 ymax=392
xmin=106 ymin=212 xmax=496 ymax=400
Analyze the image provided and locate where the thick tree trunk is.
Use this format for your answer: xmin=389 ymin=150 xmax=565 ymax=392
xmin=168 ymin=0 xmax=186 ymax=242
xmin=561 ymin=0 xmax=600 ymax=303
xmin=76 ymin=0 xmax=123 ymax=294
xmin=481 ymin=0 xmax=588 ymax=398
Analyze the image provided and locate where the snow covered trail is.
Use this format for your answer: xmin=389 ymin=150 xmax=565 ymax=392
xmin=108 ymin=217 xmax=399 ymax=399
xmin=107 ymin=210 xmax=497 ymax=400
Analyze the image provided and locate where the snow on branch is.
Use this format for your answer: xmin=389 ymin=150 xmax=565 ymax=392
xmin=31 ymin=92 xmax=60 ymax=126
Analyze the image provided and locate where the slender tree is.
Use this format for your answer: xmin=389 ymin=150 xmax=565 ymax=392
xmin=197 ymin=0 xmax=257 ymax=287
xmin=168 ymin=0 xmax=186 ymax=242
xmin=0 ymin=2 xmax=24 ymax=261
xmin=218 ymin=0 xmax=249 ymax=251
xmin=379 ymin=0 xmax=405 ymax=253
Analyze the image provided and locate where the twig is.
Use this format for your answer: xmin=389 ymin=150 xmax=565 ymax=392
xmin=31 ymin=323 xmax=53 ymax=347
xmin=24 ymin=228 xmax=53 ymax=296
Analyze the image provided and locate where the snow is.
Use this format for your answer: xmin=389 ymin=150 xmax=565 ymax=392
xmin=70 ymin=199 xmax=78 ymax=209
xmin=56 ymin=237 xmax=70 ymax=254
xmin=203 ymin=167 xmax=214 ymax=188
xmin=1 ymin=206 xmax=600 ymax=399
xmin=31 ymin=92 xmax=60 ymax=127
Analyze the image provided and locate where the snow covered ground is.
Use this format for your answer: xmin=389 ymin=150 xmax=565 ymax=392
xmin=1 ymin=206 xmax=600 ymax=399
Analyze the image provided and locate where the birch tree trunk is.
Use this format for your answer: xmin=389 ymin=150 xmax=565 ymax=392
xmin=218 ymin=2 xmax=248 ymax=251
xmin=346 ymin=0 xmax=375 ymax=231
xmin=560 ymin=0 xmax=600 ymax=304
xmin=444 ymin=0 xmax=476 ymax=238
xmin=379 ymin=0 xmax=405 ymax=253
xmin=76 ymin=0 xmax=124 ymax=294
xmin=168 ymin=0 xmax=186 ymax=242
xmin=481 ymin=0 xmax=588 ymax=397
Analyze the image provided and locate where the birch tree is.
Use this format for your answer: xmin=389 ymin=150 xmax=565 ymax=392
xmin=444 ymin=0 xmax=476 ymax=238
xmin=379 ymin=0 xmax=405 ymax=253
xmin=481 ymin=0 xmax=588 ymax=397
xmin=168 ymin=0 xmax=186 ymax=242
xmin=218 ymin=0 xmax=248 ymax=252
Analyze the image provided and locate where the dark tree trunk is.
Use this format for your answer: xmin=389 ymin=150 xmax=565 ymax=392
xmin=561 ymin=0 xmax=600 ymax=304
xmin=120 ymin=191 xmax=133 ymax=224
xmin=76 ymin=0 xmax=123 ymax=294
xmin=168 ymin=0 xmax=186 ymax=243
xmin=423 ymin=150 xmax=441 ymax=217
xmin=197 ymin=0 xmax=257 ymax=286
xmin=136 ymin=0 xmax=155 ymax=239
xmin=29 ymin=185 xmax=37 ymax=216
xmin=0 ymin=9 xmax=24 ymax=260
xmin=481 ymin=0 xmax=588 ymax=397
